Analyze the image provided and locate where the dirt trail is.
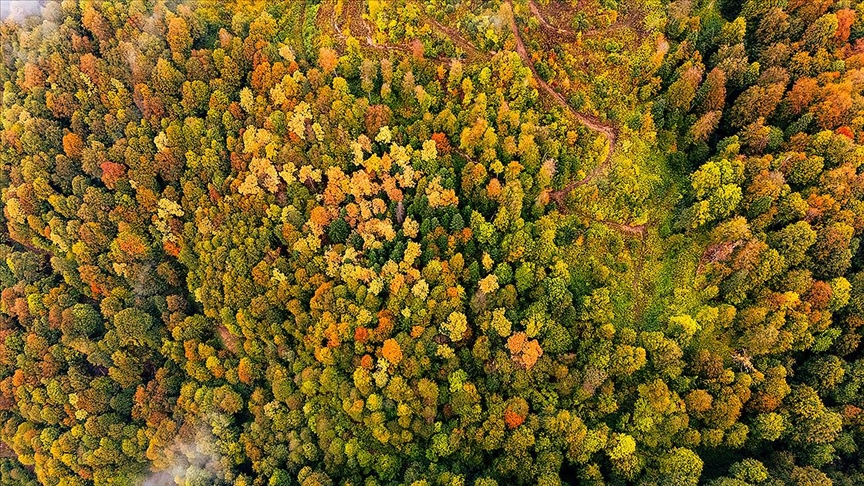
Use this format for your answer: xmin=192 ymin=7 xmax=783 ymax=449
xmin=528 ymin=1 xmax=578 ymax=41
xmin=569 ymin=206 xmax=645 ymax=238
xmin=421 ymin=12 xmax=484 ymax=60
xmin=528 ymin=1 xmax=641 ymax=42
xmin=328 ymin=0 xmax=489 ymax=61
xmin=329 ymin=0 xmax=412 ymax=53
xmin=503 ymin=1 xmax=618 ymax=212
xmin=327 ymin=0 xmax=344 ymax=41
xmin=329 ymin=0 xmax=489 ymax=60
xmin=504 ymin=1 xmax=651 ymax=242
xmin=605 ymin=220 xmax=646 ymax=237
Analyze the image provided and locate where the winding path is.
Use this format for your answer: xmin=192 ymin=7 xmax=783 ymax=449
xmin=527 ymin=0 xmax=639 ymax=40
xmin=528 ymin=1 xmax=578 ymax=41
xmin=329 ymin=0 xmax=412 ymax=54
xmin=332 ymin=0 xmax=490 ymax=60
xmin=504 ymin=2 xmax=619 ymax=212
xmin=420 ymin=11 xmax=485 ymax=61
xmin=505 ymin=1 xmax=648 ymax=244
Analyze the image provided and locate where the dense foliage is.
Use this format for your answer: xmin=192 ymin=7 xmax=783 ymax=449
xmin=1 ymin=0 xmax=864 ymax=484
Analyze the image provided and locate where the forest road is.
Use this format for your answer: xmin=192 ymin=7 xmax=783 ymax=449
xmin=503 ymin=1 xmax=619 ymax=211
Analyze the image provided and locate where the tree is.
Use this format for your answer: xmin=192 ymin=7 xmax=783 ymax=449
xmin=768 ymin=221 xmax=816 ymax=267
xmin=810 ymin=222 xmax=854 ymax=279
xmin=113 ymin=308 xmax=157 ymax=347
xmin=657 ymin=448 xmax=703 ymax=486
xmin=168 ymin=16 xmax=193 ymax=59
xmin=319 ymin=47 xmax=339 ymax=75
xmin=802 ymin=14 xmax=839 ymax=52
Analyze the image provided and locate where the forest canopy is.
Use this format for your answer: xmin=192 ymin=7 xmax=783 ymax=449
xmin=2 ymin=0 xmax=864 ymax=485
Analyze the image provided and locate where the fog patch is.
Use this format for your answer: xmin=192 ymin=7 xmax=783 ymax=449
xmin=1 ymin=1 xmax=45 ymax=23
xmin=140 ymin=416 xmax=227 ymax=486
